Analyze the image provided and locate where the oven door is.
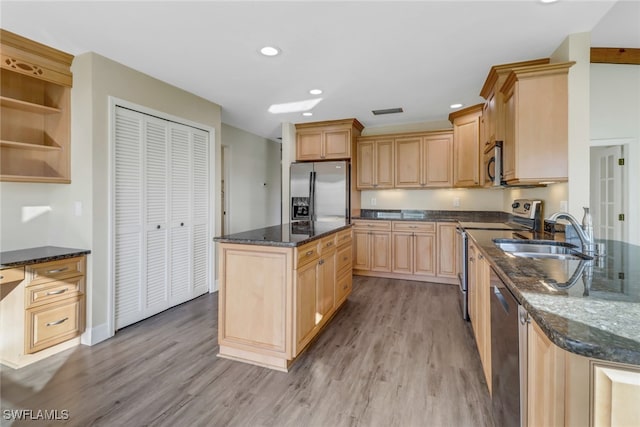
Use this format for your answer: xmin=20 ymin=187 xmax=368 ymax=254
xmin=455 ymin=226 xmax=469 ymax=321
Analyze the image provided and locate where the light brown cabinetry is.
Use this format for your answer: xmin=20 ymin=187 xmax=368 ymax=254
xmin=449 ymin=104 xmax=483 ymax=187
xmin=218 ymin=227 xmax=352 ymax=372
xmin=436 ymin=223 xmax=458 ymax=279
xmin=479 ymin=58 xmax=550 ymax=187
xmin=352 ymin=220 xmax=392 ymax=273
xmin=0 ymin=256 xmax=86 ymax=368
xmin=501 ymin=62 xmax=574 ymax=185
xmin=391 ymin=222 xmax=436 ymax=278
xmin=354 ymin=220 xmax=456 ymax=285
xmin=394 ymin=131 xmax=453 ymax=188
xmin=356 ymin=138 xmax=394 ymax=189
xmin=0 ymin=29 xmax=74 ymax=183
xmin=467 ymin=242 xmax=491 ymax=392
xmin=295 ymin=118 xmax=363 ymax=161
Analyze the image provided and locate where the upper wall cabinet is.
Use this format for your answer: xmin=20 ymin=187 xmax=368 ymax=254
xmin=295 ymin=118 xmax=363 ymax=161
xmin=500 ymin=62 xmax=574 ymax=185
xmin=1 ymin=29 xmax=74 ymax=183
xmin=356 ymin=137 xmax=394 ymax=189
xmin=478 ymin=58 xmax=550 ymax=154
xmin=449 ymin=104 xmax=482 ymax=187
xmin=394 ymin=131 xmax=453 ymax=188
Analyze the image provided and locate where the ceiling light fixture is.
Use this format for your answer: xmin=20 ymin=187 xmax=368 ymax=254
xmin=309 ymin=89 xmax=322 ymax=95
xmin=260 ymin=46 xmax=280 ymax=57
xmin=539 ymin=0 xmax=559 ymax=3
xmin=302 ymin=112 xmax=313 ymax=116
xmin=268 ymin=98 xmax=322 ymax=114
xmin=450 ymin=103 xmax=463 ymax=109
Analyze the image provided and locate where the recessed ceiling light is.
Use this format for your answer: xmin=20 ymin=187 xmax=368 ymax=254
xmin=450 ymin=103 xmax=463 ymax=109
xmin=302 ymin=112 xmax=313 ymax=117
xmin=260 ymin=46 xmax=280 ymax=57
xmin=309 ymin=89 xmax=323 ymax=95
xmin=539 ymin=0 xmax=559 ymax=3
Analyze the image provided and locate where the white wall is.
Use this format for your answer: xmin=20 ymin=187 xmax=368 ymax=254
xmin=1 ymin=52 xmax=222 ymax=345
xmin=590 ymin=63 xmax=640 ymax=245
xmin=360 ymin=188 xmax=504 ymax=211
xmin=221 ymin=124 xmax=281 ymax=233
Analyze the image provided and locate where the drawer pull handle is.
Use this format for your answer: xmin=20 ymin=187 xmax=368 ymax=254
xmin=367 ymin=224 xmax=373 ymax=227
xmin=326 ymin=242 xmax=333 ymax=247
xmin=343 ymin=257 xmax=348 ymax=261
xmin=0 ymin=275 xmax=3 ymax=280
xmin=46 ymin=267 xmax=69 ymax=274
xmin=46 ymin=317 xmax=69 ymax=327
xmin=319 ymin=259 xmax=325 ymax=265
xmin=46 ymin=288 xmax=68 ymax=296
xmin=306 ymin=251 xmax=314 ymax=256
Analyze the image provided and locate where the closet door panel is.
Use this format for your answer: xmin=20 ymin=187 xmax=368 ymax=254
xmin=114 ymin=108 xmax=144 ymax=329
xmin=144 ymin=119 xmax=169 ymax=313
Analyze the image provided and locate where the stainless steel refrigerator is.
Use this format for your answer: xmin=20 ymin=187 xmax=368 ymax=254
xmin=290 ymin=161 xmax=350 ymax=222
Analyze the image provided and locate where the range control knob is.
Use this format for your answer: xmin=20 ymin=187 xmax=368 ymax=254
xmin=512 ymin=202 xmax=520 ymax=209
xmin=524 ymin=203 xmax=531 ymax=210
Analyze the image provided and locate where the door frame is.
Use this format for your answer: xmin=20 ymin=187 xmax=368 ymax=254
xmin=108 ymin=97 xmax=216 ymax=338
xmin=590 ymin=138 xmax=633 ymax=243
xmin=221 ymin=144 xmax=231 ymax=235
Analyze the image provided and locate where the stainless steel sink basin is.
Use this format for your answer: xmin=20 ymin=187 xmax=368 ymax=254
xmin=493 ymin=239 xmax=593 ymax=260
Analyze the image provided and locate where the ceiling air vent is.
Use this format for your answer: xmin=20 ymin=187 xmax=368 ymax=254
xmin=372 ymin=107 xmax=403 ymax=115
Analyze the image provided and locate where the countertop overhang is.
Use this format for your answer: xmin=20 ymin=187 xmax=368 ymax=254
xmin=1 ymin=246 xmax=91 ymax=268
xmin=214 ymin=221 xmax=351 ymax=247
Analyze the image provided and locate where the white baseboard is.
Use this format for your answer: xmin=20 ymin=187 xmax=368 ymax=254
xmin=81 ymin=322 xmax=112 ymax=346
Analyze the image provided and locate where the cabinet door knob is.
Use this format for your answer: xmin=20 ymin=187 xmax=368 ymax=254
xmin=181 ymin=222 xmax=184 ymax=226
xmin=306 ymin=250 xmax=314 ymax=256
xmin=157 ymin=225 xmax=161 ymax=229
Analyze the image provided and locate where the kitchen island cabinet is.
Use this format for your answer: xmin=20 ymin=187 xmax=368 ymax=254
xmin=215 ymin=222 xmax=352 ymax=371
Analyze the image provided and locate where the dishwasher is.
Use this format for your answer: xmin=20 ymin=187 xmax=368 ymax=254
xmin=490 ymin=267 xmax=528 ymax=427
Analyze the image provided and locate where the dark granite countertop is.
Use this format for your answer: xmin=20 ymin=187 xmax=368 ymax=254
xmin=1 ymin=246 xmax=91 ymax=268
xmin=466 ymin=229 xmax=640 ymax=366
xmin=354 ymin=209 xmax=511 ymax=222
xmin=214 ymin=221 xmax=351 ymax=248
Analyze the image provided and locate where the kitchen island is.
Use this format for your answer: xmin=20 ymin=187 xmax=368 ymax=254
xmin=214 ymin=221 xmax=352 ymax=371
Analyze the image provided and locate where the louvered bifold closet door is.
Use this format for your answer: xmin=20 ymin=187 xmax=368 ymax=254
xmin=114 ymin=107 xmax=210 ymax=330
xmin=192 ymin=130 xmax=209 ymax=295
xmin=144 ymin=117 xmax=170 ymax=316
xmin=169 ymin=125 xmax=193 ymax=306
xmin=114 ymin=107 xmax=144 ymax=329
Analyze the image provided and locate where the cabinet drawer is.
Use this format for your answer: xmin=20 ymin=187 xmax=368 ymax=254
xmin=296 ymin=241 xmax=320 ymax=269
xmin=335 ymin=270 xmax=352 ymax=305
xmin=336 ymin=244 xmax=352 ymax=274
xmin=25 ymin=276 xmax=84 ymax=308
xmin=30 ymin=257 xmax=85 ymax=285
xmin=0 ymin=267 xmax=25 ymax=285
xmin=26 ymin=296 xmax=84 ymax=354
xmin=336 ymin=228 xmax=352 ymax=247
xmin=319 ymin=235 xmax=337 ymax=255
xmin=392 ymin=221 xmax=436 ymax=233
xmin=352 ymin=220 xmax=391 ymax=231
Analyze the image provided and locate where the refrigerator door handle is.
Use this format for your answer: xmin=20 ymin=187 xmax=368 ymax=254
xmin=309 ymin=171 xmax=316 ymax=221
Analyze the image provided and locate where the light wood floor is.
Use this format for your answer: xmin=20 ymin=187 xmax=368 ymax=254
xmin=1 ymin=276 xmax=494 ymax=427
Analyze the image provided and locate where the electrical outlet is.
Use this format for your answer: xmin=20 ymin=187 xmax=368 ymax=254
xmin=560 ymin=200 xmax=568 ymax=212
xmin=453 ymin=197 xmax=460 ymax=208
xmin=370 ymin=198 xmax=377 ymax=206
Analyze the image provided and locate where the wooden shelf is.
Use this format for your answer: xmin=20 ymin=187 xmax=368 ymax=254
xmin=0 ymin=139 xmax=62 ymax=151
xmin=0 ymin=96 xmax=62 ymax=114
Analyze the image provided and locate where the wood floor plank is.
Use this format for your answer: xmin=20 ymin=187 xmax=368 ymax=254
xmin=1 ymin=276 xmax=494 ymax=426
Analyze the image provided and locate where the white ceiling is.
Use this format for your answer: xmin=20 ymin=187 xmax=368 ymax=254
xmin=2 ymin=1 xmax=639 ymax=141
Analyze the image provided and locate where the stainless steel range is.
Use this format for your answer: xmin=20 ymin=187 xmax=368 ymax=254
xmin=456 ymin=199 xmax=542 ymax=320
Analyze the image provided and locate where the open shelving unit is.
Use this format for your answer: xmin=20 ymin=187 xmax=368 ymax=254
xmin=1 ymin=29 xmax=74 ymax=183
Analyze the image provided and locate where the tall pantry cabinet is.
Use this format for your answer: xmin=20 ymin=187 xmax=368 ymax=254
xmin=114 ymin=107 xmax=210 ymax=329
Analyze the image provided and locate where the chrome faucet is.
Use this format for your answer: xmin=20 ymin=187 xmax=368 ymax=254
xmin=547 ymin=212 xmax=596 ymax=255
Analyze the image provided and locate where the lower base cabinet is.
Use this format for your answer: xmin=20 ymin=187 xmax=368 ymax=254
xmin=353 ymin=220 xmax=457 ymax=284
xmin=218 ymin=227 xmax=353 ymax=372
xmin=527 ymin=317 xmax=640 ymax=427
xmin=0 ymin=256 xmax=87 ymax=369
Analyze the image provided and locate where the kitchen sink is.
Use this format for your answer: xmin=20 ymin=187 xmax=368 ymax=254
xmin=493 ymin=239 xmax=593 ymax=260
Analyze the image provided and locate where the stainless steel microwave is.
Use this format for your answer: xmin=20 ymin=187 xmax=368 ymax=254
xmin=483 ymin=140 xmax=503 ymax=187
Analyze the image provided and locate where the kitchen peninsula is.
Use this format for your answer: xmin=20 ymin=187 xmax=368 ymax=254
xmin=214 ymin=221 xmax=352 ymax=371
